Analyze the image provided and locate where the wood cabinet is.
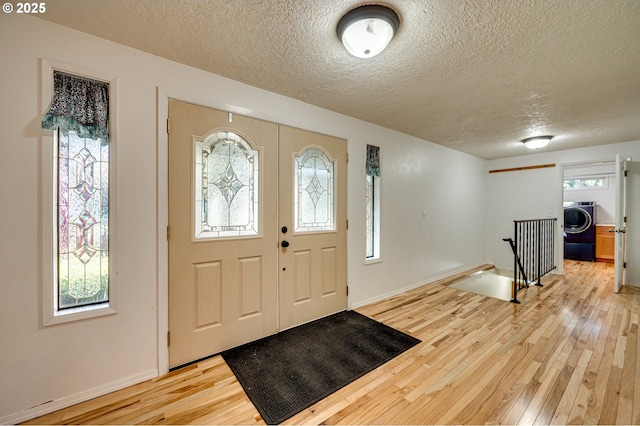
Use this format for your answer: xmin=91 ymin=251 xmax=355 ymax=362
xmin=596 ymin=225 xmax=615 ymax=262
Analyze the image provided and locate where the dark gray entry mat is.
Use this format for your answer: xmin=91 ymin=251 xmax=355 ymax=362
xmin=221 ymin=310 xmax=421 ymax=424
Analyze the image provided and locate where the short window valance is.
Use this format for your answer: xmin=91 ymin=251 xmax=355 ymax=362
xmin=42 ymin=71 xmax=109 ymax=144
xmin=366 ymin=144 xmax=380 ymax=177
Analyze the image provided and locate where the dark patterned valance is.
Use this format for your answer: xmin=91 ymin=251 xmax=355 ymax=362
xmin=366 ymin=144 xmax=380 ymax=177
xmin=42 ymin=71 xmax=109 ymax=144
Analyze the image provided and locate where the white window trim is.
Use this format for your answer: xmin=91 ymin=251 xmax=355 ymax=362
xmin=41 ymin=59 xmax=119 ymax=326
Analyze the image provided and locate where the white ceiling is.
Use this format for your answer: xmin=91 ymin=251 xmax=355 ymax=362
xmin=36 ymin=0 xmax=640 ymax=159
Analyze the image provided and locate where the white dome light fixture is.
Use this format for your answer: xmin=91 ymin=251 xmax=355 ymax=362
xmin=522 ymin=135 xmax=553 ymax=149
xmin=337 ymin=5 xmax=400 ymax=59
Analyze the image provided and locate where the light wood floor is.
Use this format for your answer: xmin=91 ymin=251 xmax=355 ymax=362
xmin=26 ymin=260 xmax=640 ymax=425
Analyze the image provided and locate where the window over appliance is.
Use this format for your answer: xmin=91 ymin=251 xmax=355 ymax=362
xmin=564 ymin=176 xmax=607 ymax=190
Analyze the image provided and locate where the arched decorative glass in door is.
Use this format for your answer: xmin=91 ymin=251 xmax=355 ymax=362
xmin=194 ymin=131 xmax=260 ymax=239
xmin=294 ymin=147 xmax=335 ymax=232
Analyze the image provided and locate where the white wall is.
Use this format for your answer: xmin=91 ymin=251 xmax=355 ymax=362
xmin=486 ymin=140 xmax=640 ymax=271
xmin=0 ymin=15 xmax=487 ymax=421
xmin=485 ymin=166 xmax=562 ymax=271
xmin=350 ymin=135 xmax=487 ymax=307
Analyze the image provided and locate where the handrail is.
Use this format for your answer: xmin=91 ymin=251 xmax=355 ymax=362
xmin=503 ymin=218 xmax=557 ymax=304
xmin=502 ymin=237 xmax=528 ymax=284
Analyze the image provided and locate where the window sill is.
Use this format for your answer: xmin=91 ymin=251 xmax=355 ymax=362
xmin=44 ymin=304 xmax=117 ymax=326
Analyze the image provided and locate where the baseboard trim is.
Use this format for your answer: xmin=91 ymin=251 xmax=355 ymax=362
xmin=1 ymin=369 xmax=158 ymax=425
xmin=351 ymin=262 xmax=486 ymax=310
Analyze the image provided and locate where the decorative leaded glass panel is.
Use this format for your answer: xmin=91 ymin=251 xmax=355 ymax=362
xmin=294 ymin=147 xmax=335 ymax=232
xmin=195 ymin=132 xmax=259 ymax=239
xmin=57 ymin=131 xmax=109 ymax=309
xmin=365 ymin=174 xmax=374 ymax=258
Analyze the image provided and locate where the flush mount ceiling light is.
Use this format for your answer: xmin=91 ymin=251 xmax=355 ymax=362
xmin=522 ymin=135 xmax=553 ymax=149
xmin=337 ymin=4 xmax=400 ymax=59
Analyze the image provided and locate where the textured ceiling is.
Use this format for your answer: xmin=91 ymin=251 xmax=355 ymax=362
xmin=36 ymin=0 xmax=640 ymax=159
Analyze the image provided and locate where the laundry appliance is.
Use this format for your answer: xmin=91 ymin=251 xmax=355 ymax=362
xmin=564 ymin=202 xmax=596 ymax=261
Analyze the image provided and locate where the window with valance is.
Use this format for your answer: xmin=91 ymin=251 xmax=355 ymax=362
xmin=42 ymin=71 xmax=111 ymax=312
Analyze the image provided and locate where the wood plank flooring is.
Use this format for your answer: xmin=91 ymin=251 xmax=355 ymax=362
xmin=26 ymin=260 xmax=640 ymax=425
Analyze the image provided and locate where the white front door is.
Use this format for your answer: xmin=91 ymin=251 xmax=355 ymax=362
xmin=623 ymin=159 xmax=640 ymax=287
xmin=168 ymin=102 xmax=347 ymax=367
xmin=614 ymin=155 xmax=626 ymax=293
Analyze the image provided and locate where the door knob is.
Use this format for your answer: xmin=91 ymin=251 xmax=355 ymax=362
xmin=281 ymin=240 xmax=290 ymax=248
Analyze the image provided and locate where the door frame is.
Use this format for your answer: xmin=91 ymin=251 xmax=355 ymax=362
xmin=558 ymin=157 xmax=619 ymax=290
xmin=156 ymin=88 xmax=349 ymax=375
xmin=613 ymin=155 xmax=626 ymax=292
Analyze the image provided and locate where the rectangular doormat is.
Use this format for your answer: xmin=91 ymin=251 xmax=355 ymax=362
xmin=221 ymin=310 xmax=421 ymax=424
